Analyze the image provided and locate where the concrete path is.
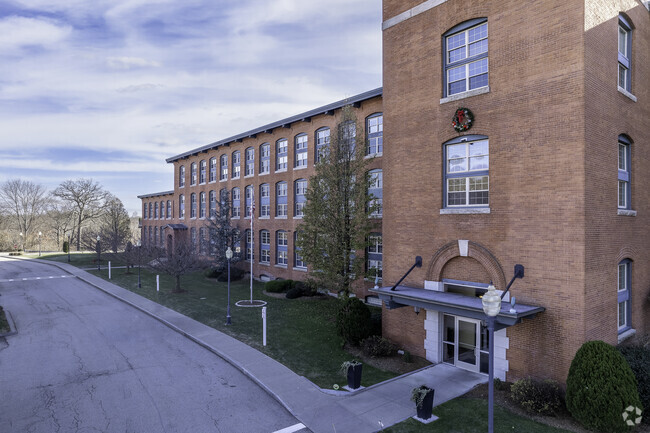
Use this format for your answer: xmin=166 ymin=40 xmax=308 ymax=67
xmin=1 ymin=256 xmax=486 ymax=433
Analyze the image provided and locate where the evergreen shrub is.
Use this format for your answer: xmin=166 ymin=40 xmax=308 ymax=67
xmin=204 ymin=267 xmax=222 ymax=279
xmin=285 ymin=287 xmax=303 ymax=299
xmin=63 ymin=241 xmax=69 ymax=253
xmin=265 ymin=279 xmax=292 ymax=293
xmin=619 ymin=344 xmax=650 ymax=424
xmin=566 ymin=340 xmax=642 ymax=432
xmin=217 ymin=267 xmax=244 ymax=282
xmin=510 ymin=378 xmax=563 ymax=416
xmin=361 ymin=335 xmax=396 ymax=357
xmin=336 ymin=297 xmax=372 ymax=346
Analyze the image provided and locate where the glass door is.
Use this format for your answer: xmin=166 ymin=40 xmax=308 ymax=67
xmin=455 ymin=317 xmax=480 ymax=372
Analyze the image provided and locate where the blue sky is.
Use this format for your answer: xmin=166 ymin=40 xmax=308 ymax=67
xmin=0 ymin=0 xmax=382 ymax=215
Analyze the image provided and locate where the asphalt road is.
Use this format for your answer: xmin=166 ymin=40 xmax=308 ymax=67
xmin=0 ymin=257 xmax=303 ymax=433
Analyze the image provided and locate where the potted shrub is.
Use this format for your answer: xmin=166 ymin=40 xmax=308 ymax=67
xmin=411 ymin=385 xmax=435 ymax=420
xmin=340 ymin=360 xmax=363 ymax=389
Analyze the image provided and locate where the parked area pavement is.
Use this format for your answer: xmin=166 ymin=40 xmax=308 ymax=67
xmin=0 ymin=256 xmax=486 ymax=433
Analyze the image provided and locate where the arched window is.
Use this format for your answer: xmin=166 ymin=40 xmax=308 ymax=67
xmin=295 ymin=134 xmax=308 ymax=168
xmin=154 ymin=202 xmax=158 ymax=219
xmin=232 ymin=151 xmax=241 ymax=179
xmin=179 ymin=194 xmax=185 ymax=218
xmin=160 ymin=201 xmax=165 ymax=219
xmin=366 ymin=113 xmax=383 ymax=156
xmin=154 ymin=226 xmax=158 ymax=246
xmin=143 ymin=202 xmax=148 ymax=219
xmin=260 ymin=143 xmax=270 ymax=174
xmin=245 ymin=147 xmax=255 ymax=176
xmin=443 ymin=135 xmax=489 ymax=208
xmin=294 ymin=231 xmax=305 ymax=269
xmin=245 ymin=185 xmax=253 ymax=218
xmin=367 ymin=233 xmax=382 ymax=279
xmin=276 ymin=139 xmax=288 ymax=171
xmin=220 ymin=154 xmax=228 ymax=180
xmin=315 ymin=127 xmax=330 ymax=163
xmin=294 ymin=179 xmax=307 ymax=217
xmin=618 ymin=15 xmax=633 ymax=92
xmin=260 ymin=183 xmax=270 ymax=217
xmin=368 ymin=169 xmax=382 ymax=218
xmin=443 ymin=18 xmax=488 ymax=97
xmin=209 ymin=190 xmax=216 ymax=218
xmin=190 ymin=227 xmax=197 ymax=250
xmin=618 ymin=135 xmax=632 ymax=211
xmin=260 ymin=230 xmax=270 ymax=264
xmin=276 ymin=230 xmax=288 ymax=265
xmin=199 ymin=191 xmax=206 ymax=218
xmin=245 ymin=229 xmax=253 ymax=261
xmin=190 ymin=162 xmax=197 ymax=185
xmin=232 ymin=187 xmax=241 ymax=218
xmin=190 ymin=193 xmax=197 ymax=218
xmin=209 ymin=157 xmax=217 ymax=182
xmin=179 ymin=165 xmax=185 ymax=187
xmin=199 ymin=160 xmax=207 ymax=183
xmin=276 ymin=181 xmax=287 ymax=217
xmin=148 ymin=202 xmax=152 ymax=220
xmin=166 ymin=200 xmax=172 ymax=218
xmin=618 ymin=259 xmax=631 ymax=333
xmin=199 ymin=227 xmax=207 ymax=255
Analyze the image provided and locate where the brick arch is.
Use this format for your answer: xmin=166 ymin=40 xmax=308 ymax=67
xmin=615 ymin=246 xmax=639 ymax=264
xmin=426 ymin=241 xmax=506 ymax=290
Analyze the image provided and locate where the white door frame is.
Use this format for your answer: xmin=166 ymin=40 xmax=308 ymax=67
xmin=455 ymin=317 xmax=481 ymax=372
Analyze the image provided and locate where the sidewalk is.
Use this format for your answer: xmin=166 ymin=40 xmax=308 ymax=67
xmin=27 ymin=258 xmax=487 ymax=433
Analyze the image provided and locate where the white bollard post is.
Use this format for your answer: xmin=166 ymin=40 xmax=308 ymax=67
xmin=108 ymin=261 xmax=111 ymax=279
xmin=262 ymin=307 xmax=267 ymax=346
xmin=156 ymin=275 xmax=160 ymax=292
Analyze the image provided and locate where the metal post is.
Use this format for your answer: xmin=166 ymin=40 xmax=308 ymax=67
xmin=67 ymin=235 xmax=71 ymax=262
xmin=137 ymin=246 xmax=141 ymax=288
xmin=109 ymin=262 xmax=111 ymax=279
xmin=262 ymin=307 xmax=267 ymax=346
xmin=38 ymin=232 xmax=41 ymax=256
xmin=97 ymin=241 xmax=101 ymax=271
xmin=226 ymin=256 xmax=232 ymax=325
xmin=488 ymin=315 xmax=495 ymax=433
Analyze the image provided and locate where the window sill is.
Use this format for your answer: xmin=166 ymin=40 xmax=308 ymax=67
xmin=232 ymin=217 xmax=240 ymax=220
xmin=260 ymin=262 xmax=270 ymax=267
xmin=244 ymin=174 xmax=254 ymax=179
xmin=220 ymin=179 xmax=227 ymax=183
xmin=618 ymin=328 xmax=636 ymax=344
xmin=294 ymin=166 xmax=307 ymax=171
xmin=440 ymin=86 xmax=490 ymax=104
xmin=618 ymin=86 xmax=637 ymax=102
xmin=293 ymin=267 xmax=307 ymax=272
xmin=276 ymin=216 xmax=287 ymax=219
xmin=259 ymin=172 xmax=269 ymax=177
xmin=275 ymin=169 xmax=287 ymax=174
xmin=199 ymin=182 xmax=206 ymax=186
xmin=209 ymin=180 xmax=216 ymax=184
xmin=232 ymin=176 xmax=240 ymax=181
xmin=365 ymin=153 xmax=382 ymax=159
xmin=440 ymin=207 xmax=490 ymax=214
xmin=275 ymin=264 xmax=288 ymax=269
xmin=618 ymin=209 xmax=637 ymax=217
xmin=293 ymin=216 xmax=303 ymax=219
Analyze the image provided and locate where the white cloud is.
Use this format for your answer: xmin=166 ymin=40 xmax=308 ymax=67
xmin=0 ymin=15 xmax=72 ymax=53
xmin=106 ymin=56 xmax=161 ymax=70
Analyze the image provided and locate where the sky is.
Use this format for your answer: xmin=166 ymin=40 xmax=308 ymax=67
xmin=0 ymin=0 xmax=383 ymax=215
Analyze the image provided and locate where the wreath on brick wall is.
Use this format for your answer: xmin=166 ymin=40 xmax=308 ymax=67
xmin=452 ymin=107 xmax=474 ymax=132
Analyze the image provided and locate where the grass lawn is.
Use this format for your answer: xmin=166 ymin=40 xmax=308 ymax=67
xmin=39 ymin=253 xmax=400 ymax=389
xmin=382 ymin=398 xmax=573 ymax=433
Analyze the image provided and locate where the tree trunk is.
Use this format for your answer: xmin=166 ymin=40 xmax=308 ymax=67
xmin=173 ymin=275 xmax=182 ymax=293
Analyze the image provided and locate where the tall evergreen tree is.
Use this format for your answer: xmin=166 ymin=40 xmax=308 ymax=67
xmin=296 ymin=106 xmax=378 ymax=296
xmin=203 ymin=189 xmax=240 ymax=270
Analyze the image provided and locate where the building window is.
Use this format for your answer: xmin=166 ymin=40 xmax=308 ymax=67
xmin=368 ymin=169 xmax=383 ymax=217
xmin=232 ymin=187 xmax=240 ymax=218
xmin=209 ymin=190 xmax=216 ymax=218
xmin=294 ymin=179 xmax=307 ymax=217
xmin=618 ymin=135 xmax=631 ymax=210
xmin=154 ymin=226 xmax=158 ymax=246
xmin=339 ymin=121 xmax=356 ymax=154
xmin=294 ymin=231 xmax=305 ymax=269
xmin=444 ymin=135 xmax=489 ymax=207
xmin=618 ymin=15 xmax=632 ymax=92
xmin=179 ymin=194 xmax=185 ymax=219
xmin=199 ymin=227 xmax=207 ymax=255
xmin=245 ymin=229 xmax=253 ymax=261
xmin=315 ymin=127 xmax=330 ymax=163
xmin=245 ymin=147 xmax=254 ymax=176
xmin=276 ymin=139 xmax=288 ymax=171
xmin=618 ymin=260 xmax=631 ymax=332
xmin=260 ymin=143 xmax=270 ymax=174
xmin=199 ymin=191 xmax=206 ymax=218
xmin=190 ymin=193 xmax=197 ymax=218
xmin=190 ymin=227 xmax=197 ymax=250
xmin=190 ymin=162 xmax=197 ymax=186
xmin=148 ymin=226 xmax=152 ymax=245
xmin=179 ymin=165 xmax=185 ymax=187
xmin=260 ymin=230 xmax=270 ymax=264
xmin=209 ymin=157 xmax=217 ymax=182
xmin=199 ymin=160 xmax=207 ymax=184
xmin=220 ymin=155 xmax=228 ymax=180
xmin=444 ymin=19 xmax=488 ymax=97
xmin=295 ymin=134 xmax=308 ymax=168
xmin=276 ymin=230 xmax=288 ymax=265
xmin=367 ymin=233 xmax=383 ymax=279
xmin=260 ymin=183 xmax=270 ymax=217
xmin=276 ymin=181 xmax=287 ymax=217
xmin=232 ymin=151 xmax=241 ymax=179
xmin=153 ymin=202 xmax=158 ymax=219
xmin=143 ymin=203 xmax=148 ymax=219
xmin=166 ymin=200 xmax=172 ymax=219
xmin=244 ymin=185 xmax=253 ymax=218
xmin=366 ymin=113 xmax=383 ymax=156
xmin=160 ymin=201 xmax=165 ymax=219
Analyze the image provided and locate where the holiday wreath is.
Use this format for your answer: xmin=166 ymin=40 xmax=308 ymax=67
xmin=452 ymin=107 xmax=474 ymax=132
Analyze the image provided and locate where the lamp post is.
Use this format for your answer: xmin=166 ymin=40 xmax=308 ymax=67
xmin=96 ymin=235 xmax=101 ymax=271
xmin=67 ymin=233 xmax=71 ymax=263
xmin=225 ymin=247 xmax=233 ymax=325
xmin=19 ymin=232 xmax=23 ymax=252
xmin=137 ymin=241 xmax=142 ymax=288
xmin=38 ymin=231 xmax=42 ymax=256
xmin=482 ymin=282 xmax=501 ymax=433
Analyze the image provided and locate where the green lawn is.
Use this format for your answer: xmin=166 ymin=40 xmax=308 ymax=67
xmin=382 ymin=398 xmax=573 ymax=433
xmin=40 ymin=253 xmax=398 ymax=388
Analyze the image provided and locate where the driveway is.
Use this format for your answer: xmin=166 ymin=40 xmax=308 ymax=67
xmin=0 ymin=257 xmax=304 ymax=433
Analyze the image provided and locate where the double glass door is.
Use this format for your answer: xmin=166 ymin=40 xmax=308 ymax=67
xmin=442 ymin=314 xmax=489 ymax=373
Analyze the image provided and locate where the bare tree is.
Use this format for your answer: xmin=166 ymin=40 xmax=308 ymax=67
xmin=0 ymin=179 xmax=50 ymax=249
xmin=99 ymin=195 xmax=131 ymax=253
xmin=52 ymin=179 xmax=109 ymax=251
xmin=143 ymin=238 xmax=208 ymax=293
xmin=45 ymin=199 xmax=75 ymax=250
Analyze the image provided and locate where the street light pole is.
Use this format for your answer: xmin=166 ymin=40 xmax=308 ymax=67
xmin=38 ymin=231 xmax=42 ymax=256
xmin=225 ymin=247 xmax=233 ymax=325
xmin=67 ymin=234 xmax=71 ymax=263
xmin=19 ymin=232 xmax=23 ymax=252
xmin=137 ymin=241 xmax=142 ymax=288
xmin=482 ymin=283 xmax=501 ymax=433
xmin=96 ymin=235 xmax=101 ymax=271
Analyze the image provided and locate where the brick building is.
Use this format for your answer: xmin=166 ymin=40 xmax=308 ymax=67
xmin=140 ymin=0 xmax=649 ymax=382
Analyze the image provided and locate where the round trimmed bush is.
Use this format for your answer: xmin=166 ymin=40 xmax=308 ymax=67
xmin=265 ymin=279 xmax=293 ymax=293
xmin=285 ymin=287 xmax=303 ymax=299
xmin=566 ymin=340 xmax=642 ymax=432
xmin=336 ymin=297 xmax=372 ymax=346
xmin=62 ymin=241 xmax=69 ymax=253
xmin=217 ymin=267 xmax=244 ymax=282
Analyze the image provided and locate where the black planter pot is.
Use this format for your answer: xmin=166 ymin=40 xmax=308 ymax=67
xmin=416 ymin=388 xmax=435 ymax=420
xmin=346 ymin=363 xmax=363 ymax=389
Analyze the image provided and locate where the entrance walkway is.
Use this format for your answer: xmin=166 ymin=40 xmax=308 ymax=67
xmin=11 ymin=257 xmax=487 ymax=432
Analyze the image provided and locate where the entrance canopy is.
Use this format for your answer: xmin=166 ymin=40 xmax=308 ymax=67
xmin=370 ymin=285 xmax=545 ymax=331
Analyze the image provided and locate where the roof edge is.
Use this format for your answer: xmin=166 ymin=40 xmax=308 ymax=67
xmin=137 ymin=190 xmax=175 ymax=199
